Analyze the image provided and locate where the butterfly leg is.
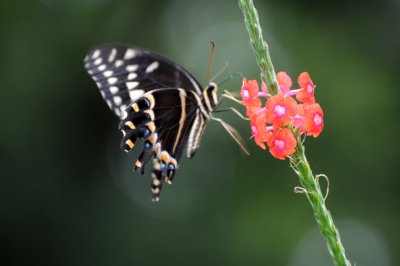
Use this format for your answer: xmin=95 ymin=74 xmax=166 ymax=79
xmin=221 ymin=90 xmax=243 ymax=104
xmin=219 ymin=91 xmax=249 ymax=120
xmin=211 ymin=117 xmax=250 ymax=156
xmin=214 ymin=106 xmax=249 ymax=122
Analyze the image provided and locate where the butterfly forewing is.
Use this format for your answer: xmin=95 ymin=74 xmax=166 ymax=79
xmin=84 ymin=45 xmax=203 ymax=118
xmin=84 ymin=44 xmax=212 ymax=201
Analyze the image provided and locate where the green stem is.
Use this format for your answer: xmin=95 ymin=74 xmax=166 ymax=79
xmin=238 ymin=0 xmax=280 ymax=95
xmin=291 ymin=134 xmax=350 ymax=266
xmin=239 ymin=1 xmax=351 ymax=265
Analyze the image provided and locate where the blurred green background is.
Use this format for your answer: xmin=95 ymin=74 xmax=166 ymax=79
xmin=1 ymin=0 xmax=399 ymax=265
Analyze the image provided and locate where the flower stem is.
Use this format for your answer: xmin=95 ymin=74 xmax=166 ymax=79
xmin=239 ymin=1 xmax=351 ymax=265
xmin=238 ymin=0 xmax=280 ymax=95
xmin=291 ymin=134 xmax=351 ymax=266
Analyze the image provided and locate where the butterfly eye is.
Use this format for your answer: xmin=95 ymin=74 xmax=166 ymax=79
xmin=204 ymin=82 xmax=219 ymax=110
xmin=207 ymin=82 xmax=217 ymax=90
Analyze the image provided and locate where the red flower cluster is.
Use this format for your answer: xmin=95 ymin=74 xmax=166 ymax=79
xmin=241 ymin=72 xmax=324 ymax=160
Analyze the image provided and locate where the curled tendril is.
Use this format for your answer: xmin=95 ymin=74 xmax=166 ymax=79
xmin=315 ymin=174 xmax=330 ymax=201
xmin=294 ymin=186 xmax=308 ymax=194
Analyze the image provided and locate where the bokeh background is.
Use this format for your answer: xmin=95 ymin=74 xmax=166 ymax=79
xmin=1 ymin=0 xmax=399 ymax=265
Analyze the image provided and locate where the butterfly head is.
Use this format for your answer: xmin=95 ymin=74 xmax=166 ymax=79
xmin=203 ymin=82 xmax=219 ymax=111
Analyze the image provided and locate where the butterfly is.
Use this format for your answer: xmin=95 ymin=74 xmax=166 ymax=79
xmin=84 ymin=44 xmax=248 ymax=201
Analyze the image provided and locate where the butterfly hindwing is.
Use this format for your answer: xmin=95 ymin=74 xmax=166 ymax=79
xmin=119 ymin=88 xmax=202 ymax=200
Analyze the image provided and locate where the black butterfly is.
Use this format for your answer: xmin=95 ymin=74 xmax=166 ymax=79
xmin=84 ymin=44 xmax=248 ymax=201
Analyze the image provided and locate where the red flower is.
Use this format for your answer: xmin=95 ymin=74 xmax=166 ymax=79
xmin=296 ymin=72 xmax=315 ymax=104
xmin=265 ymin=94 xmax=297 ymax=127
xmin=277 ymin=71 xmax=292 ymax=95
xmin=301 ymin=103 xmax=324 ymax=137
xmin=267 ymin=128 xmax=297 ymax=160
xmin=241 ymin=78 xmax=259 ymax=106
xmin=241 ymin=72 xmax=322 ymax=157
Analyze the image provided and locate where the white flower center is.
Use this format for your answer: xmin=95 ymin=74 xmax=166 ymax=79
xmin=274 ymin=105 xmax=286 ymax=116
xmin=314 ymin=113 xmax=322 ymax=125
xmin=307 ymin=84 xmax=314 ymax=94
xmin=274 ymin=139 xmax=285 ymax=149
xmin=243 ymin=89 xmax=249 ymax=100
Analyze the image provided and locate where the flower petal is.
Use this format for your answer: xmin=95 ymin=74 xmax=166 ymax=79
xmin=277 ymin=71 xmax=292 ymax=95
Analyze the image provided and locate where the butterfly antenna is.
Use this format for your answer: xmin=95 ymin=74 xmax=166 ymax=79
xmin=218 ymin=72 xmax=244 ymax=87
xmin=207 ymin=41 xmax=215 ymax=83
xmin=211 ymin=62 xmax=229 ymax=82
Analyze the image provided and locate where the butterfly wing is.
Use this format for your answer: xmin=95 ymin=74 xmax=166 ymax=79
xmin=84 ymin=44 xmax=209 ymax=201
xmin=84 ymin=44 xmax=204 ymax=118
